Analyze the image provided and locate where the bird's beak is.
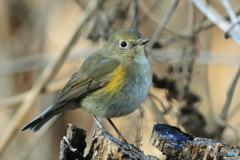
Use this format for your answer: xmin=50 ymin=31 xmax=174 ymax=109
xmin=139 ymin=39 xmax=149 ymax=45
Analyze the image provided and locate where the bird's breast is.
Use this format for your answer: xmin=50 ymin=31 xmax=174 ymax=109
xmin=81 ymin=58 xmax=152 ymax=118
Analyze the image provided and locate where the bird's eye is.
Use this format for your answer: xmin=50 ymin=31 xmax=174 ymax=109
xmin=119 ymin=41 xmax=128 ymax=48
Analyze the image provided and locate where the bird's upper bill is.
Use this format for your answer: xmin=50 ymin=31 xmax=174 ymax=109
xmin=139 ymin=39 xmax=149 ymax=45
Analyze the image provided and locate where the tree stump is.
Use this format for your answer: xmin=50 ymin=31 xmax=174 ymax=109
xmin=59 ymin=123 xmax=158 ymax=160
xmin=150 ymin=123 xmax=240 ymax=160
xmin=59 ymin=123 xmax=240 ymax=160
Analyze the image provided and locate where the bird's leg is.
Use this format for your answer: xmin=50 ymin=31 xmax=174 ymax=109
xmin=93 ymin=116 xmax=128 ymax=143
xmin=107 ymin=118 xmax=128 ymax=143
xmin=93 ymin=115 xmax=105 ymax=130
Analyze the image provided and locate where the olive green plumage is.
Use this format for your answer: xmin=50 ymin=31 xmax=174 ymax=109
xmin=21 ymin=29 xmax=152 ymax=131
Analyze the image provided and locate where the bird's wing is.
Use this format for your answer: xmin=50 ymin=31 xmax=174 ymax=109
xmin=55 ymin=56 xmax=120 ymax=105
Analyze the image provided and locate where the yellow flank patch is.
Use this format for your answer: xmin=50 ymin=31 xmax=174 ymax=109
xmin=104 ymin=65 xmax=127 ymax=95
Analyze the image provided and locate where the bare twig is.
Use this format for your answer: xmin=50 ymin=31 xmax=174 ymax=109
xmin=0 ymin=77 xmax=72 ymax=110
xmin=220 ymin=0 xmax=237 ymax=22
xmin=218 ymin=67 xmax=240 ymax=123
xmin=187 ymin=0 xmax=195 ymax=32
xmin=0 ymin=92 xmax=28 ymax=110
xmin=0 ymin=0 xmax=99 ymax=154
xmin=139 ymin=0 xmax=162 ymax=24
xmin=209 ymin=66 xmax=240 ymax=139
xmin=225 ymin=17 xmax=240 ymax=38
xmin=134 ymin=107 xmax=144 ymax=148
xmin=220 ymin=0 xmax=240 ymax=38
xmin=160 ymin=5 xmax=240 ymax=46
xmin=3 ymin=48 xmax=240 ymax=110
xmin=124 ymin=0 xmax=139 ymax=29
xmin=3 ymin=12 xmax=240 ymax=77
xmin=144 ymin=96 xmax=167 ymax=123
xmin=138 ymin=0 xmax=161 ymax=25
xmin=229 ymin=102 xmax=240 ymax=121
xmin=0 ymin=46 xmax=99 ymax=76
xmin=147 ymin=0 xmax=179 ymax=51
xmin=192 ymin=0 xmax=240 ymax=44
xmin=225 ymin=123 xmax=239 ymax=144
xmin=149 ymin=93 xmax=167 ymax=112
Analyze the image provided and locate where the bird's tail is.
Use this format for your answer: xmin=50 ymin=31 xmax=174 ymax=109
xmin=21 ymin=104 xmax=60 ymax=132
xmin=21 ymin=114 xmax=54 ymax=132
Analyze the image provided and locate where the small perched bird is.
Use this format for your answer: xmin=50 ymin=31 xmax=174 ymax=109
xmin=21 ymin=29 xmax=152 ymax=140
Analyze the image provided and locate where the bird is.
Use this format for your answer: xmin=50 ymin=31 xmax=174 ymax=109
xmin=21 ymin=29 xmax=152 ymax=141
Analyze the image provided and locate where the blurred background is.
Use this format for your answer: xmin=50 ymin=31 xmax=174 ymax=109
xmin=0 ymin=0 xmax=240 ymax=159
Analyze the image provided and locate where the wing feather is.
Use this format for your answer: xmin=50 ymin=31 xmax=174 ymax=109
xmin=52 ymin=55 xmax=120 ymax=109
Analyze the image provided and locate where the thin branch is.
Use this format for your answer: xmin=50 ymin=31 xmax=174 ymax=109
xmin=192 ymin=0 xmax=240 ymax=44
xmin=134 ymin=107 xmax=144 ymax=148
xmin=187 ymin=0 xmax=195 ymax=32
xmin=220 ymin=0 xmax=240 ymax=38
xmin=225 ymin=17 xmax=240 ymax=38
xmin=138 ymin=0 xmax=161 ymax=25
xmin=228 ymin=102 xmax=240 ymax=121
xmin=147 ymin=0 xmax=179 ymax=51
xmin=124 ymin=0 xmax=139 ymax=29
xmin=225 ymin=123 xmax=239 ymax=144
xmin=2 ymin=6 xmax=240 ymax=77
xmin=0 ymin=77 xmax=71 ymax=110
xmin=0 ymin=0 xmax=99 ymax=154
xmin=160 ymin=5 xmax=240 ymax=46
xmin=0 ymin=92 xmax=28 ymax=110
xmin=149 ymin=93 xmax=167 ymax=112
xmin=219 ymin=66 xmax=240 ymax=122
xmin=0 ymin=46 xmax=99 ymax=76
xmin=144 ymin=96 xmax=168 ymax=123
xmin=220 ymin=0 xmax=237 ymax=22
xmin=139 ymin=0 xmax=162 ymax=24
xmin=2 ymin=48 xmax=240 ymax=110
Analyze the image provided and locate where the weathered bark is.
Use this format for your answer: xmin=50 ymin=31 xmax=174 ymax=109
xmin=150 ymin=124 xmax=240 ymax=160
xmin=59 ymin=123 xmax=158 ymax=160
xmin=59 ymin=123 xmax=240 ymax=160
xmin=59 ymin=124 xmax=87 ymax=160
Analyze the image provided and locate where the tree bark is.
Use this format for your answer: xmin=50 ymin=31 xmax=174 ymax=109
xmin=59 ymin=123 xmax=240 ymax=160
xmin=59 ymin=123 xmax=158 ymax=160
xmin=150 ymin=124 xmax=240 ymax=160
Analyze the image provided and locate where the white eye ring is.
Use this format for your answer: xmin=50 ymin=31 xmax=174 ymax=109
xmin=119 ymin=40 xmax=128 ymax=48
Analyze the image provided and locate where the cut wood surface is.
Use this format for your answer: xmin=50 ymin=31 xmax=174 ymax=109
xmin=60 ymin=123 xmax=240 ymax=160
xmin=150 ymin=124 xmax=240 ymax=160
xmin=60 ymin=123 xmax=158 ymax=160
